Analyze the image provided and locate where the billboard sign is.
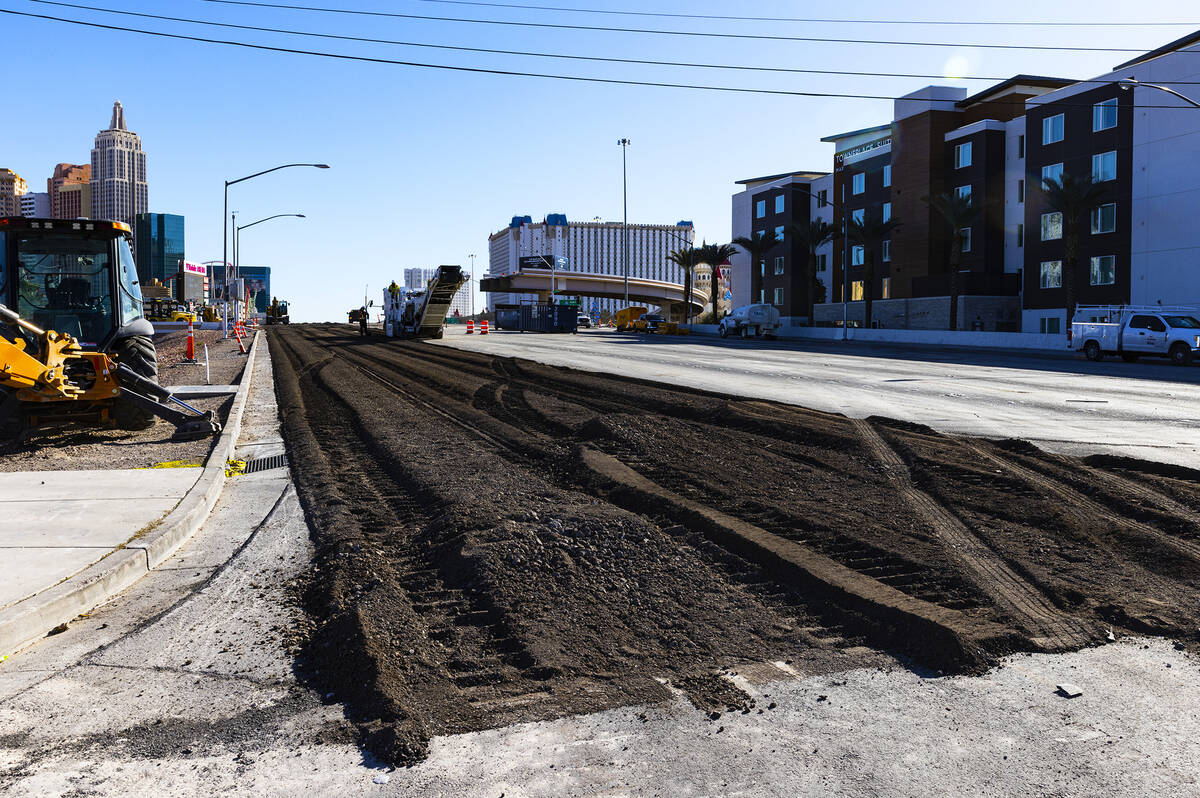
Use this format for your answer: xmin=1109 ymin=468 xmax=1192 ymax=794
xmin=519 ymin=255 xmax=554 ymax=270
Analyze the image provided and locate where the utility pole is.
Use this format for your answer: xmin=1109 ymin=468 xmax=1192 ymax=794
xmin=469 ymin=253 xmax=476 ymax=318
xmin=618 ymin=138 xmax=631 ymax=308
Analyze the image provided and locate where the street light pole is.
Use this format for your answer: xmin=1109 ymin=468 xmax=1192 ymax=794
xmin=221 ymin=163 xmax=328 ymax=336
xmin=469 ymin=253 xmax=476 ymax=318
xmin=618 ymin=138 xmax=631 ymax=308
xmin=235 ymin=214 xmax=306 ymax=320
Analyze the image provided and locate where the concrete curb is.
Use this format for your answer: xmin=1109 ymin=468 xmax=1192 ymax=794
xmin=0 ymin=332 xmax=262 ymax=656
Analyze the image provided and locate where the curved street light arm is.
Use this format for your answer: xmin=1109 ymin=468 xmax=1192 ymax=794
xmin=226 ymin=162 xmax=330 ymax=188
xmin=237 ymin=213 xmax=306 ymax=233
xmin=1118 ymin=77 xmax=1200 ymax=108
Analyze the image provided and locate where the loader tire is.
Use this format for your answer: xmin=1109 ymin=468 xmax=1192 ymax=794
xmin=110 ymin=335 xmax=159 ymax=430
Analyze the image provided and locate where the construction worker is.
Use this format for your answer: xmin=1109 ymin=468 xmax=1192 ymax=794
xmin=359 ymin=306 xmax=368 ymax=337
xmin=388 ymin=280 xmax=400 ymax=300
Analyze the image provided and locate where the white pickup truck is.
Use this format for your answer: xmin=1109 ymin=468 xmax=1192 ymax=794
xmin=1072 ymin=305 xmax=1200 ymax=365
xmin=718 ymin=304 xmax=781 ymax=339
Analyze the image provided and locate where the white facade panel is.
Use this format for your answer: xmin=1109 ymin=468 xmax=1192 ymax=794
xmin=1004 ymin=116 xmax=1027 ymax=277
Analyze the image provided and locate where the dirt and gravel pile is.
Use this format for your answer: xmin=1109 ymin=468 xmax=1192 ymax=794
xmin=271 ymin=324 xmax=1200 ymax=767
xmin=0 ymin=329 xmax=246 ymax=470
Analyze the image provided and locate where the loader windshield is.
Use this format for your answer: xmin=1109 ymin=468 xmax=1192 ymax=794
xmin=16 ymin=232 xmax=115 ymax=346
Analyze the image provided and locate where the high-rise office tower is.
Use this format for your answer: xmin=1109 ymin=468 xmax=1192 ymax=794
xmin=48 ymin=163 xmax=92 ymax=219
xmin=90 ymin=101 xmax=147 ymax=229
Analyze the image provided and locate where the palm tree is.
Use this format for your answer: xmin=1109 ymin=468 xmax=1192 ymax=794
xmin=925 ymin=192 xmax=984 ymax=331
xmin=666 ymin=246 xmax=696 ymax=324
xmin=1041 ymin=173 xmax=1107 ymax=330
xmin=785 ymin=219 xmax=839 ymax=326
xmin=694 ymin=241 xmax=739 ymax=323
xmin=845 ymin=211 xmax=902 ymax=330
xmin=731 ymin=229 xmax=780 ymax=309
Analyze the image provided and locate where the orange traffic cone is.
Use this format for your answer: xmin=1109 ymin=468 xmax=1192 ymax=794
xmin=466 ymin=319 xmax=474 ymax=334
xmin=184 ymin=318 xmax=196 ymax=362
xmin=480 ymin=319 xmax=489 ymax=335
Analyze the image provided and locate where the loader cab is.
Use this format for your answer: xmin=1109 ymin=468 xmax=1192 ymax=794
xmin=0 ymin=217 xmax=151 ymax=351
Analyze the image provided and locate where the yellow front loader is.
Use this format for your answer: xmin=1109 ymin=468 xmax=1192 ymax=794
xmin=0 ymin=303 xmax=219 ymax=440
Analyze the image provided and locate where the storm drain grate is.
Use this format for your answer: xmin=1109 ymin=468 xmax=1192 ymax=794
xmin=243 ymin=453 xmax=289 ymax=474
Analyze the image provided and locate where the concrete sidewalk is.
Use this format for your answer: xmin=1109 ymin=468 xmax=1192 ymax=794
xmin=0 ymin=333 xmax=262 ymax=656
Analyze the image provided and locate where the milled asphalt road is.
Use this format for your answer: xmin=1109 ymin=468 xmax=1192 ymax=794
xmin=2 ymin=332 xmax=1199 ymax=796
xmin=435 ymin=328 xmax=1200 ymax=468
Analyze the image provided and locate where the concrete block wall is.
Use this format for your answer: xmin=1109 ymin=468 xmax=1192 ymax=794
xmin=811 ymin=296 xmax=1020 ymax=331
xmin=681 ymin=323 xmax=1066 ymax=351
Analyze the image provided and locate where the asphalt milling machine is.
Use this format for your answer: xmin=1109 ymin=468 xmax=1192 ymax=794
xmin=383 ymin=265 xmax=466 ymax=339
xmin=0 ymin=217 xmax=220 ymax=441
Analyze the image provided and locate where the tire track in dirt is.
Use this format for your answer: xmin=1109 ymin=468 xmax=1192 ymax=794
xmin=963 ymin=441 xmax=1200 ymax=566
xmin=852 ymin=419 xmax=1094 ymax=651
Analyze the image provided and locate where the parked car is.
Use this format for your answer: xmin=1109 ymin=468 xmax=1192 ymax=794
xmin=635 ymin=313 xmax=665 ymax=333
xmin=719 ymin=304 xmax=781 ymax=339
xmin=1072 ymin=305 xmax=1200 ymax=365
xmin=577 ymin=314 xmax=593 ymax=328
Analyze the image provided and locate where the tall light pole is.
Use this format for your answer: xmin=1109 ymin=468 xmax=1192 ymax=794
xmin=222 ymin=163 xmax=328 ymax=335
xmin=236 ymin=213 xmax=306 ymax=318
xmin=618 ymin=138 xmax=631 ymax=308
xmin=469 ymin=253 xmax=476 ymax=318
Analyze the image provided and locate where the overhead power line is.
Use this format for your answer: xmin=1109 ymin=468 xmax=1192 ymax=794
xmin=4 ymin=8 xmax=1197 ymax=107
xmin=193 ymin=0 xmax=1158 ymax=53
xmin=410 ymin=0 xmax=1197 ymax=27
xmin=30 ymin=0 xmax=1021 ymax=82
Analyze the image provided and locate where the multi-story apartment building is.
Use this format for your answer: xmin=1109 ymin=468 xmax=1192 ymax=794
xmin=0 ymin=169 xmax=28 ymax=217
xmin=403 ymin=267 xmax=439 ymax=293
xmin=733 ymin=171 xmax=830 ymax=325
xmin=20 ymin=192 xmax=50 ymax=218
xmin=487 ymin=215 xmax=695 ymax=315
xmin=447 ymin=274 xmax=472 ymax=318
xmin=734 ymin=29 xmax=1200 ymax=332
xmin=48 ymin=163 xmax=92 ymax=219
xmin=91 ymin=101 xmax=148 ymax=230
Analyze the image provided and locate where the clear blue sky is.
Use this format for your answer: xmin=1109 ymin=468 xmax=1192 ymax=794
xmin=4 ymin=0 xmax=1195 ymax=321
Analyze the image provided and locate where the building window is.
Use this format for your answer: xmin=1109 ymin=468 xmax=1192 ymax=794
xmin=851 ymin=280 xmax=864 ymax=300
xmin=1040 ymin=260 xmax=1063 ymax=289
xmin=759 ymin=289 xmax=765 ymax=303
xmin=817 ymin=189 xmax=829 ymax=208
xmin=882 ymin=276 xmax=891 ymax=299
xmin=852 ymin=173 xmax=865 ymax=195
xmin=759 ymin=260 xmax=765 ymax=276
xmin=1042 ymin=113 xmax=1065 ymax=145
xmin=1091 ymin=202 xmax=1116 ymax=234
xmin=1041 ymin=212 xmax=1063 ymax=241
xmin=774 ymin=194 xmax=785 ymax=213
xmin=755 ymin=199 xmax=766 ymax=219
xmin=816 ymin=253 xmax=827 ymax=272
xmin=960 ymin=227 xmax=972 ymax=253
xmin=882 ymin=202 xmax=891 ymax=222
xmin=882 ymin=240 xmax=891 ymax=262
xmin=1017 ymin=223 xmax=1024 ymax=247
xmin=1040 ymin=316 xmax=1061 ymax=334
xmin=1092 ymin=150 xmax=1117 ymax=182
xmin=774 ymin=287 xmax=785 ymax=305
xmin=1090 ymin=255 xmax=1116 ymax=285
xmin=1093 ymin=98 xmax=1118 ymax=132
xmin=1041 ymin=163 xmax=1063 ymax=187
xmin=956 ymin=184 xmax=972 ymax=203
xmin=774 ymin=225 xmax=785 ymax=240
xmin=954 ymin=141 xmax=973 ymax=169
xmin=774 ymin=256 xmax=785 ymax=275
xmin=851 ymin=245 xmax=864 ymax=266
xmin=852 ymin=208 xmax=865 ymax=225
xmin=1018 ymin=134 xmax=1025 ymax=159
xmin=882 ymin=165 xmax=892 ymax=187
xmin=1017 ymin=179 xmax=1025 ymax=203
